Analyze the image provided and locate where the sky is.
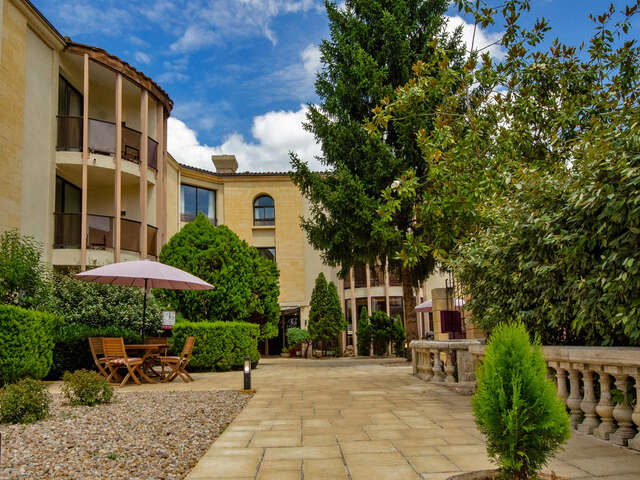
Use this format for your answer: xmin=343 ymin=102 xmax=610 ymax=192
xmin=34 ymin=0 xmax=639 ymax=172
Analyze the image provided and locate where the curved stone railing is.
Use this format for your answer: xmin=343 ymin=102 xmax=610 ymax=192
xmin=467 ymin=344 xmax=640 ymax=451
xmin=410 ymin=339 xmax=485 ymax=385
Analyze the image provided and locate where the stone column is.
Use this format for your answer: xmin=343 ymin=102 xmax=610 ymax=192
xmin=628 ymin=371 xmax=640 ymax=450
xmin=114 ymin=73 xmax=122 ymax=263
xmin=611 ymin=373 xmax=636 ymax=446
xmin=577 ymin=367 xmax=600 ymax=434
xmin=349 ymin=267 xmax=357 ymax=354
xmin=411 ymin=347 xmax=417 ymax=375
xmin=444 ymin=350 xmax=456 ymax=383
xmin=80 ymin=53 xmax=89 ymax=271
xmin=432 ymin=349 xmax=445 ymax=382
xmin=566 ymin=366 xmax=583 ymax=429
xmin=384 ymin=259 xmax=390 ymax=316
xmin=139 ymin=90 xmax=149 ymax=258
xmin=594 ymin=372 xmax=617 ymax=440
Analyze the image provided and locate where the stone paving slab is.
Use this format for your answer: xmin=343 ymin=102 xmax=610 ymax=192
xmin=95 ymin=357 xmax=640 ymax=480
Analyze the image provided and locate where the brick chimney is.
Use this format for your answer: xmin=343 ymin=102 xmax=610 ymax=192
xmin=211 ymin=154 xmax=238 ymax=173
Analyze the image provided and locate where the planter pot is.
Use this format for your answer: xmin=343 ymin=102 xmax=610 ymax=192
xmin=280 ymin=352 xmax=290 ymax=358
xmin=446 ymin=470 xmax=569 ymax=480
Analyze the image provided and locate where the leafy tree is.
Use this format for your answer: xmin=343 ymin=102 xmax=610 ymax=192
xmin=157 ymin=213 xmax=280 ymax=339
xmin=473 ymin=322 xmax=570 ymax=479
xmin=356 ymin=307 xmax=371 ymax=356
xmin=47 ymin=274 xmax=161 ymax=334
xmin=290 ymin=0 xmax=465 ymax=345
xmin=368 ymin=1 xmax=640 ymax=344
xmin=308 ymin=273 xmax=346 ymax=352
xmin=0 ymin=229 xmax=49 ymax=309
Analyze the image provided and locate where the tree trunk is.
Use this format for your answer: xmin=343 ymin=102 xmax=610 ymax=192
xmin=401 ymin=266 xmax=418 ymax=348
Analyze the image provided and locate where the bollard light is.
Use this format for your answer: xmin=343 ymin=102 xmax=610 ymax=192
xmin=243 ymin=356 xmax=251 ymax=390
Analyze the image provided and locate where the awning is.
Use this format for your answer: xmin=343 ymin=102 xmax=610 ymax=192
xmin=415 ymin=298 xmax=465 ymax=313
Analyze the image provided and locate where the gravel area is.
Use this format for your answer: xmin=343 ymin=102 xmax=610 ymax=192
xmin=0 ymin=390 xmax=252 ymax=480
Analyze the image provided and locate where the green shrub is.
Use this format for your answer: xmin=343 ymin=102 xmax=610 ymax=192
xmin=369 ymin=311 xmax=404 ymax=356
xmin=308 ymin=273 xmax=346 ymax=350
xmin=0 ymin=305 xmax=57 ymax=384
xmin=172 ymin=321 xmax=260 ymax=371
xmin=0 ymin=378 xmax=51 ymax=424
xmin=158 ymin=214 xmax=280 ymax=339
xmin=48 ymin=324 xmax=141 ymax=380
xmin=0 ymin=229 xmax=50 ymax=309
xmin=472 ymin=322 xmax=570 ymax=479
xmin=62 ymin=369 xmax=113 ymax=406
xmin=286 ymin=328 xmax=310 ymax=348
xmin=47 ymin=274 xmax=161 ymax=334
xmin=356 ymin=307 xmax=371 ymax=356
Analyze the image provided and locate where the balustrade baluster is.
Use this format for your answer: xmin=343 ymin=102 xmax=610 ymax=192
xmin=432 ymin=349 xmax=445 ymax=382
xmin=611 ymin=373 xmax=636 ymax=446
xmin=444 ymin=350 xmax=455 ymax=383
xmin=566 ymin=366 xmax=583 ymax=429
xmin=423 ymin=349 xmax=433 ymax=381
xmin=594 ymin=371 xmax=617 ymax=440
xmin=628 ymin=372 xmax=640 ymax=450
xmin=577 ymin=366 xmax=599 ymax=435
xmin=555 ymin=366 xmax=569 ymax=405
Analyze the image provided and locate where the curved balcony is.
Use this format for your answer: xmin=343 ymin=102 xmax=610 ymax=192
xmin=54 ymin=212 xmax=158 ymax=257
xmin=56 ymin=116 xmax=158 ymax=170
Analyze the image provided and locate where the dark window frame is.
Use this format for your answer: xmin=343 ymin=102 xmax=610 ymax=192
xmin=58 ymin=74 xmax=83 ymax=117
xmin=180 ymin=184 xmax=216 ymax=224
xmin=257 ymin=247 xmax=276 ymax=262
xmin=55 ymin=175 xmax=81 ymax=213
xmin=253 ymin=195 xmax=275 ymax=226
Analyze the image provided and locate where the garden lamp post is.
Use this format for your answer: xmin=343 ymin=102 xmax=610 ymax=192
xmin=244 ymin=357 xmax=251 ymax=390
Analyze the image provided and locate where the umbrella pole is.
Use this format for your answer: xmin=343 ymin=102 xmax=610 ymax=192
xmin=142 ymin=278 xmax=148 ymax=341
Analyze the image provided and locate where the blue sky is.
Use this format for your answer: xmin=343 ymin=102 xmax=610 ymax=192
xmin=34 ymin=1 xmax=638 ymax=172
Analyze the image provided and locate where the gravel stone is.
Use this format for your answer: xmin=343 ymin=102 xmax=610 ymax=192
xmin=0 ymin=390 xmax=251 ymax=480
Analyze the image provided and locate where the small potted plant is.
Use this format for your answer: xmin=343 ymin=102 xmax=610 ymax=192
xmin=449 ymin=322 xmax=570 ymax=480
xmin=280 ymin=346 xmax=290 ymax=358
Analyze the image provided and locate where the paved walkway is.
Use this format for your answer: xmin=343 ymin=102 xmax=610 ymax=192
xmin=133 ymin=358 xmax=640 ymax=479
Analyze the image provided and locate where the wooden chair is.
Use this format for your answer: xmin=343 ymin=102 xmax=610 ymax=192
xmin=102 ymin=337 xmax=144 ymax=387
xmin=144 ymin=337 xmax=169 ymax=376
xmin=160 ymin=336 xmax=195 ymax=383
xmin=88 ymin=337 xmax=110 ymax=378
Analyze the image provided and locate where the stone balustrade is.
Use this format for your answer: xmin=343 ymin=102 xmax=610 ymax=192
xmin=410 ymin=339 xmax=485 ymax=386
xmin=465 ymin=344 xmax=640 ymax=451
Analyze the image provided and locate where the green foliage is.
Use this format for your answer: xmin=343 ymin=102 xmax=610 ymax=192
xmin=290 ymin=0 xmax=465 ymax=344
xmin=0 ymin=378 xmax=51 ymax=424
xmin=472 ymin=323 xmax=570 ymax=479
xmin=0 ymin=305 xmax=56 ymax=384
xmin=47 ymin=274 xmax=161 ymax=334
xmin=308 ymin=273 xmax=347 ymax=349
xmin=369 ymin=311 xmax=405 ymax=356
xmin=0 ymin=229 xmax=50 ymax=309
xmin=158 ymin=214 xmax=280 ymax=338
xmin=62 ymin=369 xmax=113 ymax=406
xmin=286 ymin=327 xmax=310 ymax=348
xmin=368 ymin=1 xmax=640 ymax=344
xmin=48 ymin=324 xmax=141 ymax=380
xmin=356 ymin=307 xmax=372 ymax=356
xmin=172 ymin=320 xmax=260 ymax=371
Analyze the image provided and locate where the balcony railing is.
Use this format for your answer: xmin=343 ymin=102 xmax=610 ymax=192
xmin=56 ymin=116 xmax=158 ymax=169
xmin=54 ymin=212 xmax=157 ymax=254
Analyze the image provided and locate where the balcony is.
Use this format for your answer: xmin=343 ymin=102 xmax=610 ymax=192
xmin=56 ymin=116 xmax=158 ymax=170
xmin=54 ymin=212 xmax=158 ymax=257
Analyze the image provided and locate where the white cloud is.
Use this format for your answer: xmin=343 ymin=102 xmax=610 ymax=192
xmin=134 ymin=51 xmax=151 ymax=64
xmin=445 ymin=15 xmax=505 ymax=60
xmin=168 ymin=105 xmax=323 ymax=172
xmin=256 ymin=44 xmax=321 ymax=101
xmin=170 ymin=24 xmax=221 ymax=53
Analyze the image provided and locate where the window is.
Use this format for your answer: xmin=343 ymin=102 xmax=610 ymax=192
xmin=389 ymin=260 xmax=402 ymax=286
xmin=354 ymin=263 xmax=367 ymax=288
xmin=369 ymin=263 xmax=384 ymax=286
xmin=180 ymin=184 xmax=216 ymax=223
xmin=55 ymin=176 xmax=81 ymax=213
xmin=389 ymin=296 xmax=404 ymax=323
xmin=58 ymin=75 xmax=82 ymax=117
xmin=257 ymin=247 xmax=276 ymax=262
xmin=253 ymin=195 xmax=275 ymax=226
xmin=371 ymin=297 xmax=386 ymax=313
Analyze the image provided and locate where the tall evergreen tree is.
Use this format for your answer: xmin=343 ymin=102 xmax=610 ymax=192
xmin=290 ymin=0 xmax=464 ymax=344
xmin=308 ymin=273 xmax=346 ymax=352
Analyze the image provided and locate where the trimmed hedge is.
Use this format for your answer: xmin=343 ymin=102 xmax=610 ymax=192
xmin=48 ymin=324 xmax=141 ymax=380
xmin=172 ymin=321 xmax=260 ymax=371
xmin=0 ymin=305 xmax=57 ymax=384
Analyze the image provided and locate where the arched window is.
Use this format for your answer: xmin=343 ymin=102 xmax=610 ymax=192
xmin=253 ymin=195 xmax=275 ymax=226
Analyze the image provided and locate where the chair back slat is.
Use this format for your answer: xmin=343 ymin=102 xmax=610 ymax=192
xmin=102 ymin=337 xmax=127 ymax=360
xmin=181 ymin=336 xmax=196 ymax=359
xmin=88 ymin=337 xmax=104 ymax=357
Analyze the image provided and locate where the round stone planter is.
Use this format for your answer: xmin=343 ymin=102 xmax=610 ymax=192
xmin=446 ymin=470 xmax=569 ymax=480
xmin=280 ymin=352 xmax=290 ymax=358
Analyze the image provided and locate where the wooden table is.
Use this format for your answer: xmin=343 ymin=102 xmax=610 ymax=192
xmin=124 ymin=344 xmax=168 ymax=383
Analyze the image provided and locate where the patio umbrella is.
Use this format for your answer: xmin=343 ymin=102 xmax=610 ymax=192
xmin=415 ymin=298 xmax=465 ymax=312
xmin=74 ymin=260 xmax=213 ymax=338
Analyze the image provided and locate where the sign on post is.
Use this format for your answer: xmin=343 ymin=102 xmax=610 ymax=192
xmin=161 ymin=310 xmax=176 ymax=330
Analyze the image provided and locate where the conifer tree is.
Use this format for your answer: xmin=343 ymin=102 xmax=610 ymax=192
xmin=308 ymin=273 xmax=346 ymax=353
xmin=291 ymin=0 xmax=464 ymax=345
